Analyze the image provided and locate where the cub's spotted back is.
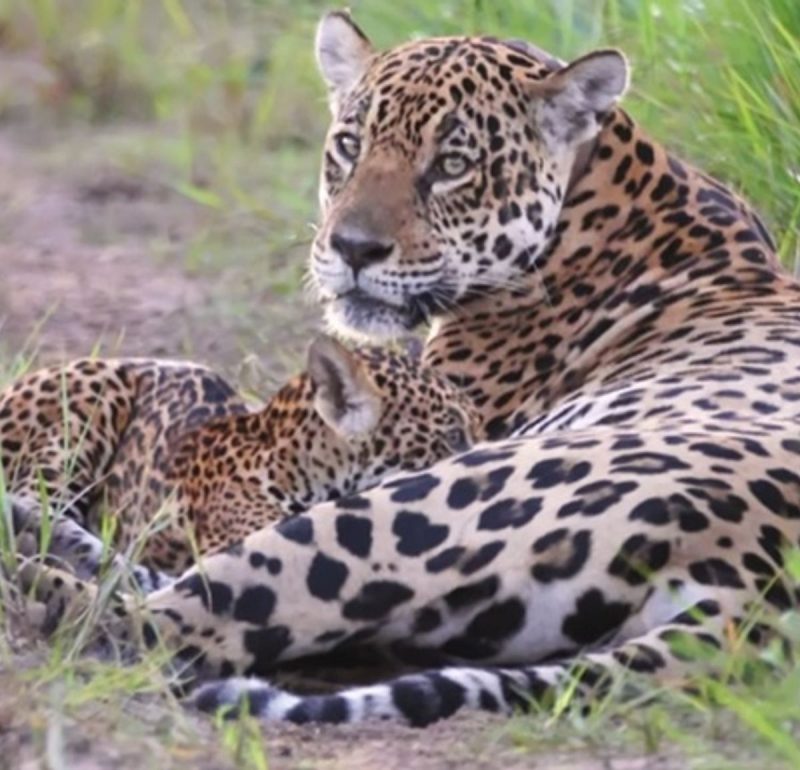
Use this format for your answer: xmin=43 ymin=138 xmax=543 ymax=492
xmin=4 ymin=334 xmax=479 ymax=585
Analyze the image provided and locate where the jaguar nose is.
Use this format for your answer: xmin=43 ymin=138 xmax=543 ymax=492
xmin=329 ymin=228 xmax=395 ymax=276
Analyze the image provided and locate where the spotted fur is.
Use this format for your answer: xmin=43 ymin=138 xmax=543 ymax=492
xmin=4 ymin=334 xmax=479 ymax=591
xmin=18 ymin=12 xmax=800 ymax=728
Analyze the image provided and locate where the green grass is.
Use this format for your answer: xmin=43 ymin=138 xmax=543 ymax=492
xmin=0 ymin=0 xmax=799 ymax=768
xmin=496 ymin=606 xmax=800 ymax=770
xmin=0 ymin=0 xmax=796 ymax=274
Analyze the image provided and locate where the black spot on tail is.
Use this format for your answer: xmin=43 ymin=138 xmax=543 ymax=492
xmin=286 ymin=695 xmax=350 ymax=724
xmin=392 ymin=673 xmax=467 ymax=727
xmin=444 ymin=574 xmax=500 ymax=610
xmin=629 ymin=494 xmax=709 ymax=531
xmin=612 ymin=643 xmax=666 ymax=673
xmin=460 ymin=540 xmax=506 ymax=575
xmin=610 ymin=452 xmax=690 ymax=474
xmin=455 ymin=448 xmax=517 ymax=467
xmin=749 ymin=479 xmax=800 ymax=519
xmin=249 ymin=552 xmax=282 ymax=575
xmin=426 ymin=546 xmax=466 ymax=573
xmin=466 ymin=598 xmax=526 ymax=641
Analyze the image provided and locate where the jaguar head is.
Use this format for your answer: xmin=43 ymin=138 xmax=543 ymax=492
xmin=310 ymin=11 xmax=628 ymax=340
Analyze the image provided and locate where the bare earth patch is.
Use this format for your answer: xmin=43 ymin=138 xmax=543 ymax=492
xmin=0 ymin=126 xmax=692 ymax=769
xmin=0 ymin=125 xmax=317 ymax=382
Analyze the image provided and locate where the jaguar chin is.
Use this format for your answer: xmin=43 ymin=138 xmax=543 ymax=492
xmin=324 ymin=289 xmax=435 ymax=341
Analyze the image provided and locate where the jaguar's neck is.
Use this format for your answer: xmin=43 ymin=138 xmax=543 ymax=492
xmin=424 ymin=109 xmax=784 ymax=439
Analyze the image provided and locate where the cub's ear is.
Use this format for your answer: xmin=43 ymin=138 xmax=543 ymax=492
xmin=503 ymin=38 xmax=565 ymax=72
xmin=307 ymin=334 xmax=382 ymax=438
xmin=400 ymin=336 xmax=424 ymax=361
xmin=536 ymin=49 xmax=629 ymax=149
xmin=315 ymin=10 xmax=375 ymax=113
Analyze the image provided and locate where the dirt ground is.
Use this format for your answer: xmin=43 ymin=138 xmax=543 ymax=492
xmin=0 ymin=668 xmax=685 ymax=770
xmin=0 ymin=124 xmax=317 ymax=386
xmin=0 ymin=126 xmax=691 ymax=770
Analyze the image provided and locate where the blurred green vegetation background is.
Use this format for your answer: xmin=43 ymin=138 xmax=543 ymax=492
xmin=0 ymin=0 xmax=796 ymax=273
xmin=0 ymin=4 xmax=798 ymax=766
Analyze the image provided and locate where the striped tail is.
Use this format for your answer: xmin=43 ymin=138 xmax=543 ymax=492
xmin=192 ymin=665 xmax=563 ymax=726
xmin=191 ymin=602 xmax=733 ymax=726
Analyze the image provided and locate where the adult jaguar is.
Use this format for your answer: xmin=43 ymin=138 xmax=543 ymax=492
xmin=19 ymin=11 xmax=800 ymax=728
xmin=5 ymin=334 xmax=479 ymax=592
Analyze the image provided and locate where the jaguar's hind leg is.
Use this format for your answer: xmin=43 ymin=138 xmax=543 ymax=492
xmin=188 ymin=598 xmax=746 ymax=726
xmin=11 ymin=494 xmax=173 ymax=593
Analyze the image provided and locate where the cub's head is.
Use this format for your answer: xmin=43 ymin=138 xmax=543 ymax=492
xmin=310 ymin=11 xmax=628 ymax=340
xmin=172 ymin=334 xmax=481 ymax=534
xmin=305 ymin=334 xmax=482 ymax=482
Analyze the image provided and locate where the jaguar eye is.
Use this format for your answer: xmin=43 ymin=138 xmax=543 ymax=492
xmin=433 ymin=153 xmax=471 ymax=180
xmin=444 ymin=426 xmax=470 ymax=452
xmin=335 ymin=132 xmax=361 ymax=162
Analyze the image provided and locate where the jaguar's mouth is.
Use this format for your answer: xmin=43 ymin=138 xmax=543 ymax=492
xmin=325 ymin=289 xmax=427 ymax=341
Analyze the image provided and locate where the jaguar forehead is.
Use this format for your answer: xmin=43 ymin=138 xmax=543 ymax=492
xmin=357 ymin=37 xmax=555 ymax=121
xmin=434 ymin=112 xmax=463 ymax=143
xmin=334 ymin=94 xmax=369 ymax=127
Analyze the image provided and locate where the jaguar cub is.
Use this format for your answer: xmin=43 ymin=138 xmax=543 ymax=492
xmin=3 ymin=335 xmax=479 ymax=591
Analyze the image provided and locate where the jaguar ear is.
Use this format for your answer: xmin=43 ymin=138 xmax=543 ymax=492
xmin=315 ymin=10 xmax=375 ymax=113
xmin=536 ymin=49 xmax=629 ymax=150
xmin=307 ymin=334 xmax=382 ymax=438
